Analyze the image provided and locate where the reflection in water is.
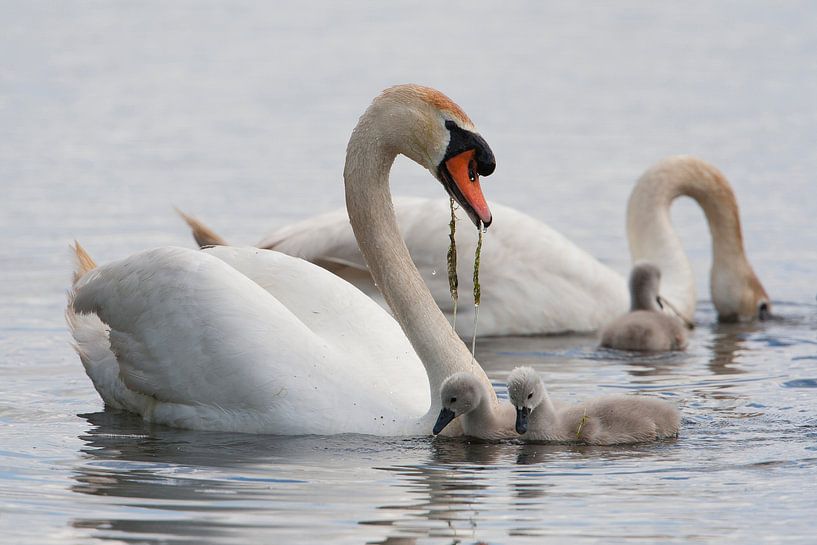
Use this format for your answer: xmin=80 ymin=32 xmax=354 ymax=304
xmin=72 ymin=411 xmax=685 ymax=544
xmin=65 ymin=303 xmax=817 ymax=544
xmin=72 ymin=411 xmax=285 ymax=544
xmin=706 ymin=321 xmax=759 ymax=375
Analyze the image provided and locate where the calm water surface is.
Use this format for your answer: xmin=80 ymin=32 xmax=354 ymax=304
xmin=2 ymin=2 xmax=816 ymax=544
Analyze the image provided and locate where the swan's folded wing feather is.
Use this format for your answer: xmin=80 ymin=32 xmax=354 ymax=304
xmin=72 ymin=247 xmax=332 ymax=410
xmin=72 ymin=246 xmax=430 ymax=424
xmin=203 ymin=246 xmax=431 ymax=411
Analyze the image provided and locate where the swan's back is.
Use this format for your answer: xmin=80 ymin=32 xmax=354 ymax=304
xmin=563 ymin=395 xmax=680 ymax=445
xmin=558 ymin=395 xmax=681 ymax=445
xmin=600 ymin=310 xmax=687 ymax=352
xmin=260 ymin=197 xmax=629 ymax=335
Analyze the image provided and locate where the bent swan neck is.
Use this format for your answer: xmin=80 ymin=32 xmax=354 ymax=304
xmin=343 ymin=110 xmax=497 ymax=421
xmin=627 ymin=156 xmax=762 ymax=319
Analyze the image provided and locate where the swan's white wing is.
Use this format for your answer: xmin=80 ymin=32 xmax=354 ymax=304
xmin=258 ymin=197 xmax=629 ymax=335
xmin=201 ymin=245 xmax=429 ymax=407
xmin=71 ymin=247 xmax=430 ymax=434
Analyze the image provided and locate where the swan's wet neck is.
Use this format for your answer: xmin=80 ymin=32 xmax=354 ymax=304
xmin=627 ymin=157 xmax=759 ymax=319
xmin=343 ymin=123 xmax=497 ymax=420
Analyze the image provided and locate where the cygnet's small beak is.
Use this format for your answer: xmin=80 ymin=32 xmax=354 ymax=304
xmin=432 ymin=407 xmax=456 ymax=435
xmin=515 ymin=407 xmax=531 ymax=435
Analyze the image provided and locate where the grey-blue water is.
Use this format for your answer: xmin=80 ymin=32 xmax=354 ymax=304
xmin=2 ymin=2 xmax=816 ymax=543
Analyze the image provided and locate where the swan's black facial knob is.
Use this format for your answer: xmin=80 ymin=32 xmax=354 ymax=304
xmin=443 ymin=119 xmax=495 ymax=176
xmin=474 ymin=141 xmax=495 ymax=177
xmin=438 ymin=120 xmax=495 ymax=228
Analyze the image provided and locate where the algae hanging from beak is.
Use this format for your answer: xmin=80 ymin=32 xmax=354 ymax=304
xmin=447 ymin=197 xmax=459 ymax=331
xmin=445 ymin=199 xmax=486 ymax=363
xmin=470 ymin=222 xmax=485 ymax=362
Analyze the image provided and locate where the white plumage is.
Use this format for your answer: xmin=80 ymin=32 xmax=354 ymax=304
xmin=67 ymin=84 xmax=505 ymax=436
xmin=261 ymin=197 xmax=628 ymax=336
xmin=69 ymin=246 xmax=430 ymax=434
xmin=183 ymin=156 xmax=769 ymax=335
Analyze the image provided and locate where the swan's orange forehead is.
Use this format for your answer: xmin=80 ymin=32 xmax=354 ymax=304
xmin=415 ymin=87 xmax=472 ymax=126
xmin=382 ymin=84 xmax=473 ymax=126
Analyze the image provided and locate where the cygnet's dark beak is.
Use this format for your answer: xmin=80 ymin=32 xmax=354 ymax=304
xmin=432 ymin=408 xmax=456 ymax=435
xmin=515 ymin=407 xmax=531 ymax=435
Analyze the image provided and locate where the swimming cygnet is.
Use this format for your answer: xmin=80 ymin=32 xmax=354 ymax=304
xmin=600 ymin=262 xmax=688 ymax=351
xmin=432 ymin=372 xmax=517 ymax=440
xmin=507 ymin=367 xmax=680 ymax=445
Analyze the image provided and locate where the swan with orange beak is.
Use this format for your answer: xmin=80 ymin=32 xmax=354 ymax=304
xmin=437 ymin=119 xmax=494 ymax=228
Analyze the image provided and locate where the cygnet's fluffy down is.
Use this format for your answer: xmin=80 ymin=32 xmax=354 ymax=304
xmin=507 ymin=367 xmax=680 ymax=445
xmin=432 ymin=372 xmax=517 ymax=440
xmin=600 ymin=262 xmax=688 ymax=352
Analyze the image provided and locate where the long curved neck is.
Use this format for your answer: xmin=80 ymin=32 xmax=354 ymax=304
xmin=343 ymin=114 xmax=497 ymax=421
xmin=627 ymin=156 xmax=759 ymax=320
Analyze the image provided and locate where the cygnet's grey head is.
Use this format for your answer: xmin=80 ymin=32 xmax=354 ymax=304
xmin=433 ymin=372 xmax=485 ymax=435
xmin=629 ymin=262 xmax=663 ymax=311
xmin=507 ymin=366 xmax=547 ymax=434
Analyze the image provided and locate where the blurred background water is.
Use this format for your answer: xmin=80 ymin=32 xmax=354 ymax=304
xmin=1 ymin=2 xmax=816 ymax=544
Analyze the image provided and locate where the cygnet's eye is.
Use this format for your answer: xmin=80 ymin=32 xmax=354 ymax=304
xmin=450 ymin=397 xmax=457 ymax=403
xmin=758 ymin=302 xmax=770 ymax=320
xmin=527 ymin=392 xmax=533 ymax=400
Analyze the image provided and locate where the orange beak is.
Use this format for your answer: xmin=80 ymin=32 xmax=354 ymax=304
xmin=444 ymin=149 xmax=492 ymax=226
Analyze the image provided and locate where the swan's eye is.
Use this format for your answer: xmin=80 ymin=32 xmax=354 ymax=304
xmin=445 ymin=120 xmax=457 ymax=131
xmin=527 ymin=392 xmax=533 ymax=400
xmin=758 ymin=302 xmax=770 ymax=320
xmin=450 ymin=397 xmax=457 ymax=403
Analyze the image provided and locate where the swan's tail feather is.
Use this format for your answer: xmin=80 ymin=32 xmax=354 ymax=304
xmin=175 ymin=207 xmax=228 ymax=248
xmin=71 ymin=240 xmax=97 ymax=284
xmin=66 ymin=244 xmax=141 ymax=411
xmin=65 ymin=305 xmax=127 ymax=410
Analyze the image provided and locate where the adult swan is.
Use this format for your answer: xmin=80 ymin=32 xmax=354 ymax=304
xmin=182 ymin=156 xmax=770 ymax=335
xmin=67 ymin=84 xmax=500 ymax=436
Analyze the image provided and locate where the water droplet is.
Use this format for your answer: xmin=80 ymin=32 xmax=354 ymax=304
xmin=431 ymin=270 xmax=437 ymax=276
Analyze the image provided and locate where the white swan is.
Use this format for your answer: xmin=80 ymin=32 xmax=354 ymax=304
xmin=67 ymin=84 xmax=505 ymax=436
xmin=507 ymin=367 xmax=680 ymax=445
xmin=431 ymin=372 xmax=516 ymax=440
xmin=599 ymin=262 xmax=688 ymax=352
xmin=181 ymin=156 xmax=770 ymax=335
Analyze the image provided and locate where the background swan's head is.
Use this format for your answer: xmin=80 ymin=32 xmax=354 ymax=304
xmin=712 ymin=266 xmax=771 ymax=322
xmin=356 ymin=84 xmax=496 ymax=227
xmin=507 ymin=366 xmax=547 ymax=434
xmin=629 ymin=262 xmax=663 ymax=312
xmin=433 ymin=371 xmax=485 ymax=435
